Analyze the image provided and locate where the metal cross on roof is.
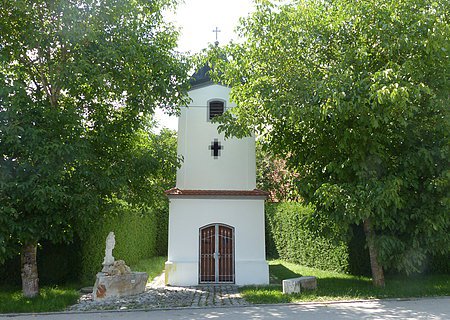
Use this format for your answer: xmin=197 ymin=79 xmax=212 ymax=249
xmin=212 ymin=27 xmax=221 ymax=41
xmin=213 ymin=27 xmax=221 ymax=46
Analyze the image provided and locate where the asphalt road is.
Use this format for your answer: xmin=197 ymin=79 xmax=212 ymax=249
xmin=1 ymin=297 xmax=449 ymax=320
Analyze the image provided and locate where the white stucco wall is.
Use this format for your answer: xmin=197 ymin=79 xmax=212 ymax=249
xmin=176 ymin=84 xmax=256 ymax=190
xmin=165 ymin=197 xmax=269 ymax=286
xmin=166 ymin=82 xmax=268 ymax=286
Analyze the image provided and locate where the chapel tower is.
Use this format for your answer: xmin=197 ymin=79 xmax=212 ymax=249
xmin=165 ymin=66 xmax=269 ymax=286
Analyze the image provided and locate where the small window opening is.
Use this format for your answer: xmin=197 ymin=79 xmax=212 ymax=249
xmin=208 ymin=101 xmax=224 ymax=120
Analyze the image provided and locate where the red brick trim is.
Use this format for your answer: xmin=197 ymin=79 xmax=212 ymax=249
xmin=165 ymin=188 xmax=269 ymax=198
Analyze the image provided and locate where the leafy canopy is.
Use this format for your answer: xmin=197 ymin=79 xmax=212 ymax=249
xmin=0 ymin=0 xmax=190 ymax=262
xmin=210 ymin=0 xmax=450 ymax=273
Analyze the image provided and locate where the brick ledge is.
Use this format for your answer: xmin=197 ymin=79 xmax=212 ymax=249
xmin=165 ymin=188 xmax=268 ymax=198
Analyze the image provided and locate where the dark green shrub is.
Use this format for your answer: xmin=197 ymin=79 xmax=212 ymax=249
xmin=0 ymin=255 xmax=20 ymax=286
xmin=425 ymin=253 xmax=450 ymax=274
xmin=0 ymin=241 xmax=81 ymax=286
xmin=265 ymin=202 xmax=349 ymax=273
xmin=0 ymin=198 xmax=170 ymax=286
xmin=265 ymin=215 xmax=279 ymax=259
xmin=154 ymin=202 xmax=169 ymax=256
xmin=38 ymin=241 xmax=82 ymax=285
xmin=347 ymin=224 xmax=371 ymax=276
xmin=265 ymin=203 xmax=448 ymax=276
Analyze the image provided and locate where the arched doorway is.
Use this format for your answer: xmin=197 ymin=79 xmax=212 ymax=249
xmin=199 ymin=224 xmax=235 ymax=284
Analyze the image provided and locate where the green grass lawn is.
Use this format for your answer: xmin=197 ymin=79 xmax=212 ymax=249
xmin=240 ymin=260 xmax=450 ymax=304
xmin=130 ymin=256 xmax=166 ymax=283
xmin=0 ymin=256 xmax=167 ymax=314
xmin=0 ymin=286 xmax=80 ymax=314
xmin=2 ymin=257 xmax=447 ymax=313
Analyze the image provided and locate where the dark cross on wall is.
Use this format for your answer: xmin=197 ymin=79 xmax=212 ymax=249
xmin=209 ymin=139 xmax=223 ymax=159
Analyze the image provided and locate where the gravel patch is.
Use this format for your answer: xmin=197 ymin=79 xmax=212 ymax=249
xmin=68 ymin=281 xmax=249 ymax=312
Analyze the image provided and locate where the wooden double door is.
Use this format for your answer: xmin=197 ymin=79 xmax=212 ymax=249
xmin=199 ymin=224 xmax=235 ymax=284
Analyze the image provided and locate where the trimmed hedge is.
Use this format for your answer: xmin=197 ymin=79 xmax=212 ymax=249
xmin=80 ymin=200 xmax=158 ymax=284
xmin=0 ymin=199 xmax=169 ymax=286
xmin=265 ymin=202 xmax=449 ymax=276
xmin=265 ymin=202 xmax=350 ymax=273
xmin=154 ymin=203 xmax=169 ymax=256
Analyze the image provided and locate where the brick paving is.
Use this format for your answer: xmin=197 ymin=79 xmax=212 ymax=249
xmin=68 ymin=273 xmax=249 ymax=312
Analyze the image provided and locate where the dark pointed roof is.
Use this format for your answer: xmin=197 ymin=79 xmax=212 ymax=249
xmin=190 ymin=64 xmax=213 ymax=89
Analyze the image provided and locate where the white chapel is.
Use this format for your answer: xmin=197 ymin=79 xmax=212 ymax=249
xmin=164 ymin=65 xmax=269 ymax=286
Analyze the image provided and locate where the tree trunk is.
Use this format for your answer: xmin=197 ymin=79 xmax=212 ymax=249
xmin=21 ymin=243 xmax=39 ymax=298
xmin=363 ymin=218 xmax=385 ymax=287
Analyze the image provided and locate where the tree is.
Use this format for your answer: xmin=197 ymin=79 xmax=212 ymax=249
xmin=210 ymin=0 xmax=450 ymax=286
xmin=0 ymin=0 xmax=190 ymax=297
xmin=119 ymin=127 xmax=181 ymax=209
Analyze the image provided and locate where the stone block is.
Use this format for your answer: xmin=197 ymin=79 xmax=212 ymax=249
xmin=282 ymin=276 xmax=317 ymax=294
xmin=93 ymin=272 xmax=148 ymax=301
xmin=299 ymin=276 xmax=317 ymax=290
xmin=282 ymin=278 xmax=301 ymax=294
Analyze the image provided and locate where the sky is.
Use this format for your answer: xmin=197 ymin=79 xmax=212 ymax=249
xmin=154 ymin=0 xmax=255 ymax=131
xmin=165 ymin=0 xmax=254 ymax=54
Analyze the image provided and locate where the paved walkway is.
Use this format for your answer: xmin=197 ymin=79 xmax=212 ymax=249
xmin=68 ymin=273 xmax=249 ymax=311
xmin=3 ymin=297 xmax=450 ymax=319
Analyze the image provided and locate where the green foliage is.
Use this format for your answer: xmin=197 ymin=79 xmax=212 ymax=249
xmin=0 ymin=127 xmax=176 ymax=287
xmin=0 ymin=286 xmax=79 ymax=314
xmin=80 ymin=199 xmax=159 ymax=284
xmin=240 ymin=260 xmax=450 ymax=304
xmin=117 ymin=127 xmax=177 ymax=259
xmin=256 ymin=142 xmax=301 ymax=202
xmin=121 ymin=128 xmax=176 ymax=258
xmin=265 ymin=203 xmax=349 ymax=273
xmin=212 ymin=0 xmax=450 ymax=275
xmin=0 ymin=0 xmax=189 ymax=266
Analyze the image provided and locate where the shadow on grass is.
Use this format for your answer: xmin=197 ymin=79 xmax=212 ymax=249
xmin=269 ymin=264 xmax=302 ymax=284
xmin=313 ymin=277 xmax=375 ymax=298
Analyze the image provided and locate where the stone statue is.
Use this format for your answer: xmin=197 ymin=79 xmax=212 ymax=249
xmin=102 ymin=232 xmax=115 ymax=271
xmin=94 ymin=230 xmax=148 ymax=300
